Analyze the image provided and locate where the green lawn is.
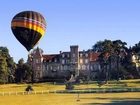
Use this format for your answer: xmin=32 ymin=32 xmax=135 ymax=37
xmin=0 ymin=79 xmax=139 ymax=92
xmin=0 ymin=79 xmax=139 ymax=105
xmin=74 ymin=79 xmax=140 ymax=89
xmin=0 ymin=92 xmax=139 ymax=105
xmin=0 ymin=83 xmax=65 ymax=92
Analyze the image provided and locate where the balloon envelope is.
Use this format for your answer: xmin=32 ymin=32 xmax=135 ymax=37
xmin=11 ymin=11 xmax=46 ymax=51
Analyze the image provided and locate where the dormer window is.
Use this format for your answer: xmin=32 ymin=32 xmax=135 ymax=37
xmin=62 ymin=54 xmax=65 ymax=58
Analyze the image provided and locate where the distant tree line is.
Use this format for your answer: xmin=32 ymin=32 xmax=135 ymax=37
xmin=0 ymin=39 xmax=140 ymax=84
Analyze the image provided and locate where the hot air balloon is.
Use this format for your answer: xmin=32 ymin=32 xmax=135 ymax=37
xmin=11 ymin=11 xmax=46 ymax=51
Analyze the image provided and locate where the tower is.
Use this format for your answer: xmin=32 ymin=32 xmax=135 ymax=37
xmin=70 ymin=45 xmax=79 ymax=76
xmin=29 ymin=47 xmax=43 ymax=82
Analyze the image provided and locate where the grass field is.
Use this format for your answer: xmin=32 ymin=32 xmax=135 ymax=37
xmin=0 ymin=79 xmax=140 ymax=105
xmin=0 ymin=92 xmax=140 ymax=105
xmin=0 ymin=79 xmax=140 ymax=92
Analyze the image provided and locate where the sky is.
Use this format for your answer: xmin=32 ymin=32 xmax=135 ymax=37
xmin=0 ymin=0 xmax=140 ymax=63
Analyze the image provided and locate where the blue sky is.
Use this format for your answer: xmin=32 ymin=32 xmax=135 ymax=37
xmin=0 ymin=0 xmax=140 ymax=62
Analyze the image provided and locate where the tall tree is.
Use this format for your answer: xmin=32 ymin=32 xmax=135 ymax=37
xmin=112 ymin=40 xmax=127 ymax=80
xmin=0 ymin=56 xmax=8 ymax=83
xmin=130 ymin=41 xmax=140 ymax=77
xmin=132 ymin=41 xmax=140 ymax=53
xmin=15 ymin=58 xmax=32 ymax=83
xmin=0 ymin=47 xmax=16 ymax=83
xmin=93 ymin=39 xmax=113 ymax=82
xmin=92 ymin=39 xmax=128 ymax=81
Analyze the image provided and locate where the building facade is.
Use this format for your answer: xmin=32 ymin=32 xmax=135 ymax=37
xmin=28 ymin=46 xmax=100 ymax=81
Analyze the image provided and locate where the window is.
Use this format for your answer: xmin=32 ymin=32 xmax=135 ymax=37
xmin=66 ymin=60 xmax=70 ymax=64
xmin=36 ymin=59 xmax=39 ymax=63
xmin=90 ymin=66 xmax=93 ymax=70
xmin=37 ymin=66 xmax=40 ymax=70
xmin=85 ymin=59 xmax=88 ymax=64
xmin=72 ymin=53 xmax=75 ymax=57
xmin=64 ymin=65 xmax=67 ymax=70
xmin=37 ymin=72 xmax=40 ymax=78
xmin=80 ymin=65 xmax=82 ymax=69
xmin=43 ymin=65 xmax=45 ymax=70
xmin=71 ymin=59 xmax=75 ymax=64
xmin=80 ymin=59 xmax=83 ymax=64
xmin=62 ymin=54 xmax=65 ymax=58
xmin=82 ymin=65 xmax=86 ymax=70
xmin=55 ymin=59 xmax=57 ymax=62
xmin=85 ymin=53 xmax=88 ymax=57
xmin=50 ymin=66 xmax=52 ymax=70
xmin=57 ymin=66 xmax=59 ymax=70
xmin=62 ymin=60 xmax=65 ymax=64
xmin=61 ymin=66 xmax=63 ymax=70
xmin=47 ymin=65 xmax=49 ymax=70
xmin=80 ymin=53 xmax=83 ymax=57
xmin=98 ymin=65 xmax=101 ymax=70
xmin=87 ymin=65 xmax=89 ymax=70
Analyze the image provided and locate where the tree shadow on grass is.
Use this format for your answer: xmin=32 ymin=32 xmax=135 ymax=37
xmin=82 ymin=100 xmax=140 ymax=105
xmin=80 ymin=97 xmax=140 ymax=100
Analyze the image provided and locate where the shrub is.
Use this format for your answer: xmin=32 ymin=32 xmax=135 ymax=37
xmin=25 ymin=85 xmax=34 ymax=92
xmin=65 ymin=82 xmax=74 ymax=90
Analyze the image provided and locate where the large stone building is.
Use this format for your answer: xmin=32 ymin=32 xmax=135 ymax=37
xmin=28 ymin=45 xmax=100 ymax=82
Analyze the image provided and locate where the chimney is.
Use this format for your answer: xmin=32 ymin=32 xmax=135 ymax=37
xmin=60 ymin=51 xmax=62 ymax=54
